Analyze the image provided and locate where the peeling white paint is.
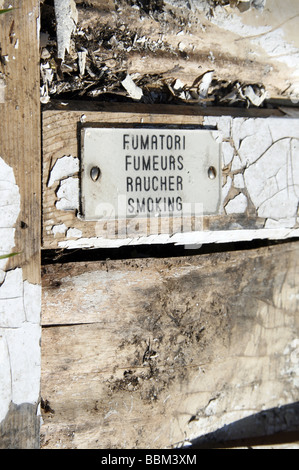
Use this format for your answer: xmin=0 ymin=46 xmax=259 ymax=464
xmin=233 ymin=118 xmax=273 ymax=166
xmin=24 ymin=281 xmax=41 ymax=324
xmin=121 ymin=74 xmax=143 ymax=100
xmin=66 ymin=227 xmax=82 ymax=238
xmin=0 ymin=158 xmax=41 ymax=425
xmin=205 ymin=116 xmax=299 ymax=225
xmin=233 ymin=173 xmax=245 ymax=189
xmin=52 ymin=223 xmax=67 ymax=236
xmin=193 ymin=2 xmax=299 ymax=92
xmin=0 ymin=275 xmax=41 ymax=422
xmin=264 ymin=217 xmax=296 ymax=229
xmin=2 ymin=323 xmax=41 ymax=407
xmin=0 ymin=157 xmax=20 ymax=274
xmin=225 ymin=192 xmax=248 ymax=214
xmin=0 ymin=334 xmax=11 ymax=422
xmin=222 ymin=142 xmax=234 ymax=166
xmin=0 ymin=269 xmax=24 ymax=328
xmin=0 ymin=76 xmax=6 ymax=104
xmin=222 ymin=175 xmax=232 ymax=203
xmin=50 ymin=116 xmax=299 ymax=248
xmin=209 ymin=4 xmax=270 ymax=38
xmin=48 ymin=155 xmax=79 ymax=187
xmin=230 ymin=154 xmax=243 ymax=172
xmin=56 ymin=177 xmax=79 ymax=211
xmin=54 ymin=0 xmax=78 ymax=62
xmin=244 ymin=137 xmax=299 ymax=220
xmin=58 ymin=227 xmax=299 ymax=250
xmin=204 ymin=115 xmax=232 ymax=140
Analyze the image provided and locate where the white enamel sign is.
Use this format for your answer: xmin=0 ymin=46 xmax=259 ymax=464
xmin=81 ymin=127 xmax=221 ymax=220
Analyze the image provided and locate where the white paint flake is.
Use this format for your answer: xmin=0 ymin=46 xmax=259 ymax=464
xmin=56 ymin=177 xmax=79 ymax=211
xmin=48 ymin=155 xmax=79 ymax=187
xmin=54 ymin=0 xmax=78 ymax=62
xmin=222 ymin=142 xmax=234 ymax=166
xmin=233 ymin=173 xmax=245 ymax=189
xmin=52 ymin=223 xmax=67 ymax=236
xmin=66 ymin=227 xmax=82 ymax=238
xmin=225 ymin=192 xmax=248 ymax=214
xmin=0 ymin=158 xmax=41 ymax=424
xmin=0 ymin=157 xmax=20 ymax=275
xmin=121 ymin=74 xmax=143 ymax=100
xmin=3 ymin=323 xmax=41 ymax=407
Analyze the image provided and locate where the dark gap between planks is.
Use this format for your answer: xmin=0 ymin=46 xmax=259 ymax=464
xmin=41 ymin=237 xmax=299 ymax=265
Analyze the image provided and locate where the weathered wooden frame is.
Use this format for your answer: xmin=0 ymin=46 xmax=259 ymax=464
xmin=1 ymin=0 xmax=299 ymax=449
xmin=42 ymin=101 xmax=299 ymax=250
xmin=0 ymin=1 xmax=41 ymax=449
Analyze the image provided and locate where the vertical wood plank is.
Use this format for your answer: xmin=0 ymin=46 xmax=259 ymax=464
xmin=0 ymin=0 xmax=41 ymax=283
xmin=0 ymin=0 xmax=41 ymax=448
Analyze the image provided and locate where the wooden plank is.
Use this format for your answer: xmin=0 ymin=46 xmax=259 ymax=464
xmin=0 ymin=1 xmax=41 ymax=449
xmin=40 ymin=241 xmax=299 ymax=449
xmin=42 ymin=103 xmax=299 ymax=249
xmin=0 ymin=1 xmax=41 ymax=283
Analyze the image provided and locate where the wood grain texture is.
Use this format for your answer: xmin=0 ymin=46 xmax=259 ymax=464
xmin=0 ymin=0 xmax=41 ymax=448
xmin=0 ymin=0 xmax=41 ymax=284
xmin=40 ymin=241 xmax=299 ymax=449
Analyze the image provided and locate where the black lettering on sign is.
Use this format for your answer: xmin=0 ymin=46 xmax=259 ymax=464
xmin=123 ymin=132 xmax=186 ymax=215
xmin=127 ymin=196 xmax=183 ymax=214
xmin=126 ymin=176 xmax=184 ymax=192
xmin=125 ymin=155 xmax=184 ymax=172
xmin=123 ymin=134 xmax=186 ymax=151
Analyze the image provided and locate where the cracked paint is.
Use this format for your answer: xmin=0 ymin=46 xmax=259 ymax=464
xmin=244 ymin=135 xmax=299 ymax=221
xmin=0 ymin=157 xmax=20 ymax=276
xmin=0 ymin=158 xmax=41 ymax=425
xmin=222 ymin=142 xmax=234 ymax=167
xmin=46 ymin=116 xmax=299 ymax=248
xmin=225 ymin=192 xmax=248 ymax=214
xmin=47 ymin=155 xmax=79 ymax=187
xmin=203 ymin=116 xmax=299 ymax=224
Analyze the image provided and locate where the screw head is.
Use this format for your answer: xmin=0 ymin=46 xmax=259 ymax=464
xmin=90 ymin=166 xmax=101 ymax=182
xmin=208 ymin=166 xmax=217 ymax=179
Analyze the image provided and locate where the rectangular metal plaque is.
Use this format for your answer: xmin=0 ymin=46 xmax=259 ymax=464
xmin=81 ymin=127 xmax=221 ymax=220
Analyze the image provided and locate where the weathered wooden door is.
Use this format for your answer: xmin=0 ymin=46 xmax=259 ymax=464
xmin=1 ymin=0 xmax=299 ymax=449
